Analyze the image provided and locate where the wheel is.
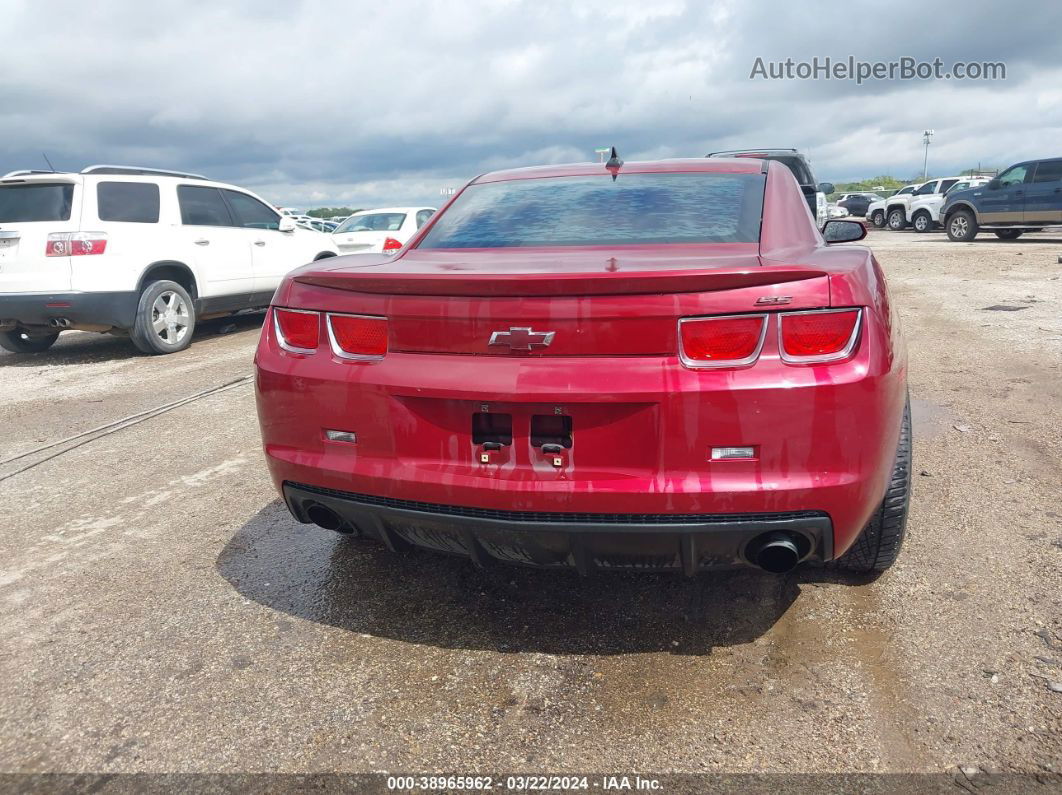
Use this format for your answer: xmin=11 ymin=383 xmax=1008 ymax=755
xmin=887 ymin=208 xmax=906 ymax=230
xmin=870 ymin=210 xmax=886 ymax=228
xmin=130 ymin=280 xmax=196 ymax=354
xmin=994 ymin=229 xmax=1023 ymax=240
xmin=912 ymin=211 xmax=933 ymax=233
xmin=830 ymin=398 xmax=911 ymax=573
xmin=0 ymin=329 xmax=60 ymax=353
xmin=946 ymin=209 xmax=978 ymax=241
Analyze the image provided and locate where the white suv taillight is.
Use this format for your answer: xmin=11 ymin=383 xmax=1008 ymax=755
xmin=46 ymin=232 xmax=107 ymax=257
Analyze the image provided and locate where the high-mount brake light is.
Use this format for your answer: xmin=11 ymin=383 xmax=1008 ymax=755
xmin=678 ymin=314 xmax=767 ymax=369
xmin=779 ymin=308 xmax=862 ymax=363
xmin=46 ymin=232 xmax=107 ymax=257
xmin=326 ymin=313 xmax=388 ymax=359
xmin=274 ymin=308 xmax=320 ymax=354
xmin=382 ymin=237 xmax=403 ymax=253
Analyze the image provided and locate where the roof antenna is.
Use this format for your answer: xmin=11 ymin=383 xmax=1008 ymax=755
xmin=42 ymin=153 xmax=56 ymax=172
xmin=605 ymin=146 xmax=623 ymax=181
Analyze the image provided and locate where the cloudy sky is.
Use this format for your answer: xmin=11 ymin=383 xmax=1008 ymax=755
xmin=3 ymin=0 xmax=1060 ymax=209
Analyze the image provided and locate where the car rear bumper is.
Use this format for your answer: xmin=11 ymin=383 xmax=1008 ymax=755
xmin=0 ymin=291 xmax=138 ymax=329
xmin=283 ymin=481 xmax=834 ymax=574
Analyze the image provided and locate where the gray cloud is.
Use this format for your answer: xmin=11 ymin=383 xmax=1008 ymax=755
xmin=2 ymin=0 xmax=1060 ymax=207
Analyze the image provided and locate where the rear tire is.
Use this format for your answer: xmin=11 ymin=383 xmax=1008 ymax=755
xmin=829 ymin=398 xmax=911 ymax=574
xmin=887 ymin=208 xmax=906 ymax=230
xmin=0 ymin=329 xmax=60 ymax=353
xmin=994 ymin=229 xmax=1023 ymax=240
xmin=946 ymin=209 xmax=978 ymax=241
xmin=870 ymin=210 xmax=886 ymax=228
xmin=912 ymin=211 xmax=933 ymax=233
xmin=130 ymin=280 xmax=196 ymax=355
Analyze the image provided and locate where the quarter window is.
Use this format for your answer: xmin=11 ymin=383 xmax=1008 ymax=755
xmin=97 ymin=182 xmax=160 ymax=223
xmin=1032 ymin=160 xmax=1062 ymax=183
xmin=177 ymin=186 xmax=233 ymax=227
xmin=416 ymin=209 xmax=434 ymax=228
xmin=223 ymin=190 xmax=281 ymax=230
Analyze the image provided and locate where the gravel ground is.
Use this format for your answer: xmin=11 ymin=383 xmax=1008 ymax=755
xmin=0 ymin=230 xmax=1059 ymax=781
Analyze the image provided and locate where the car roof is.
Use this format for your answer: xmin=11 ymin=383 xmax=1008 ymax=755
xmin=350 ymin=207 xmax=435 ymax=215
xmin=474 ymin=158 xmax=764 ymax=185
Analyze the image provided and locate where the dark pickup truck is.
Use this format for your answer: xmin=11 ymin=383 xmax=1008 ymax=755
xmin=941 ymin=157 xmax=1062 ymax=241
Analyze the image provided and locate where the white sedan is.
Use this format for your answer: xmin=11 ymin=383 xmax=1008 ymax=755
xmin=332 ymin=206 xmax=436 ymax=254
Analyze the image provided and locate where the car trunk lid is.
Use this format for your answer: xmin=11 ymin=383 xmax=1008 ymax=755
xmin=286 ymin=246 xmax=831 ymax=356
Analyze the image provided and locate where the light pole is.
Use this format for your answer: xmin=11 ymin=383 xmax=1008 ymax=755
xmin=922 ymin=130 xmax=934 ymax=181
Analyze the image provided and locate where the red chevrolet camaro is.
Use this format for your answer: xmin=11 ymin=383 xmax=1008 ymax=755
xmin=255 ymin=156 xmax=910 ymax=576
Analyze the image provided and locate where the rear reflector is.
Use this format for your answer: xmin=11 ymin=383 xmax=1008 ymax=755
xmin=711 ymin=446 xmax=756 ymax=460
xmin=274 ymin=308 xmax=320 ymax=353
xmin=679 ymin=314 xmax=767 ymax=368
xmin=382 ymin=237 xmax=403 ymax=253
xmin=324 ymin=430 xmax=357 ymax=443
xmin=46 ymin=232 xmax=107 ymax=257
xmin=779 ymin=308 xmax=861 ymax=363
xmin=326 ymin=313 xmax=387 ymax=359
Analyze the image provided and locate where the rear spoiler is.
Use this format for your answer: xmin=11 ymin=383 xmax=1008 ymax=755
xmin=293 ymin=265 xmax=827 ymax=298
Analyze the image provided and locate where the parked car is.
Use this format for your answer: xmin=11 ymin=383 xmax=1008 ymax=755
xmin=0 ymin=165 xmax=339 ymax=354
xmin=941 ymin=157 xmax=1062 ymax=241
xmin=885 ymin=177 xmax=963 ymax=230
xmin=707 ymin=149 xmax=833 ymax=227
xmin=867 ymin=186 xmax=919 ymax=228
xmin=307 ymin=219 xmax=338 ymax=233
xmin=331 ymin=207 xmax=437 ymax=254
xmin=836 ymin=193 xmax=884 ymax=218
xmin=827 ymin=203 xmax=850 ymax=219
xmin=909 ymin=178 xmax=990 ymax=233
xmin=256 ymin=157 xmax=910 ymax=576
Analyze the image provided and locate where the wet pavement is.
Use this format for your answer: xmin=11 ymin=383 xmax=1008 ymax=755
xmin=1 ymin=232 xmax=1060 ymax=777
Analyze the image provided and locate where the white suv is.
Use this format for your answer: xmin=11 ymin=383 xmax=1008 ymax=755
xmin=0 ymin=166 xmax=338 ymax=354
xmin=908 ymin=177 xmax=990 ymax=233
xmin=867 ymin=185 xmax=919 ymax=228
xmin=884 ymin=177 xmax=963 ymax=230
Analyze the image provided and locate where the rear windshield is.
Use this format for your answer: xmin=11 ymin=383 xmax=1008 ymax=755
xmin=0 ymin=183 xmax=75 ymax=222
xmin=417 ymin=172 xmax=765 ymax=248
xmin=335 ymin=213 xmax=406 ymax=233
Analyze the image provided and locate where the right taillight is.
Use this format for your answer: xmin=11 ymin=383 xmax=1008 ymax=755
xmin=273 ymin=308 xmax=320 ymax=354
xmin=779 ymin=308 xmax=861 ymax=363
xmin=382 ymin=237 xmax=403 ymax=253
xmin=679 ymin=314 xmax=767 ymax=368
xmin=326 ymin=312 xmax=387 ymax=359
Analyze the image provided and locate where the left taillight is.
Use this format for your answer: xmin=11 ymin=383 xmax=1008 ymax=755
xmin=45 ymin=232 xmax=107 ymax=257
xmin=273 ymin=308 xmax=320 ymax=354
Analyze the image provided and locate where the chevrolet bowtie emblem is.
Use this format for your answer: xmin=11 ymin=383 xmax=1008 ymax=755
xmin=488 ymin=327 xmax=555 ymax=351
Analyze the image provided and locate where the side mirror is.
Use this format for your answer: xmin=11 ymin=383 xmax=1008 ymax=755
xmin=986 ymin=179 xmax=1001 ymax=191
xmin=817 ymin=182 xmax=835 ymax=195
xmin=822 ymin=219 xmax=867 ymax=244
xmin=278 ymin=216 xmax=297 ymax=232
